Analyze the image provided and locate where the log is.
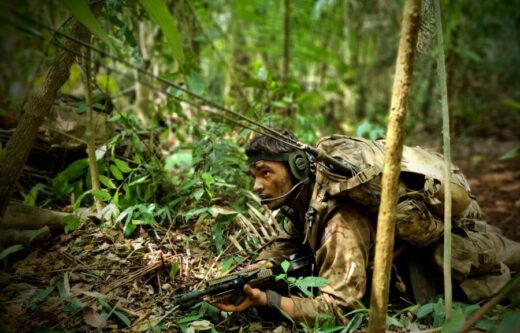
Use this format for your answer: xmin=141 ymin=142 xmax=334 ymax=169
xmin=1 ymin=202 xmax=69 ymax=230
xmin=0 ymin=226 xmax=51 ymax=248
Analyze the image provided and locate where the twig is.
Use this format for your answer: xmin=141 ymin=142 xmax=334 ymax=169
xmin=458 ymin=273 xmax=520 ymax=333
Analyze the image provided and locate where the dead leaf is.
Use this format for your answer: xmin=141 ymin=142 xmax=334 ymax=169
xmin=83 ymin=306 xmax=107 ymax=328
xmin=188 ymin=320 xmax=213 ymax=331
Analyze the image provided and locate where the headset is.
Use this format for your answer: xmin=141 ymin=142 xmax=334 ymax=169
xmin=248 ymin=150 xmax=314 ymax=204
xmin=287 ymin=150 xmax=312 ymax=183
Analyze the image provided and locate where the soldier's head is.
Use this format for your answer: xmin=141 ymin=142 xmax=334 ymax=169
xmin=246 ymin=130 xmax=310 ymax=209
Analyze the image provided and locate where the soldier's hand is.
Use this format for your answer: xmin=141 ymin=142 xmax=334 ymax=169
xmin=246 ymin=260 xmax=274 ymax=270
xmin=211 ymin=284 xmax=267 ymax=312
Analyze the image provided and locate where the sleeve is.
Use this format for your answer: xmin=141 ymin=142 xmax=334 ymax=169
xmin=255 ymin=221 xmax=302 ymax=265
xmin=288 ymin=208 xmax=372 ymax=325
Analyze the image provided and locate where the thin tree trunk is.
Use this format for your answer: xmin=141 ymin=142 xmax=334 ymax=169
xmin=83 ymin=45 xmax=104 ymax=215
xmin=283 ymin=0 xmax=290 ymax=84
xmin=0 ymin=3 xmax=103 ymax=221
xmin=433 ymin=0 xmax=453 ymax=319
xmin=367 ymin=0 xmax=421 ymax=332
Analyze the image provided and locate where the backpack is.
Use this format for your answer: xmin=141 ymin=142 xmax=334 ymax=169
xmin=311 ymin=135 xmax=481 ymax=246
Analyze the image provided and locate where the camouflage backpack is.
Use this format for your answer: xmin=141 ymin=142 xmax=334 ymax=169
xmin=310 ymin=135 xmax=482 ymax=246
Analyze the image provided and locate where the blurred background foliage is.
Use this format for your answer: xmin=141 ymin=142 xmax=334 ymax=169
xmin=0 ymin=0 xmax=519 ymax=232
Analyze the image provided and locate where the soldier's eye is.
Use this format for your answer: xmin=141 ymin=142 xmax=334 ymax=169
xmin=262 ymin=171 xmax=270 ymax=177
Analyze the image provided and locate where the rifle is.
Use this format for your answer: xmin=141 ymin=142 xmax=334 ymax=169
xmin=172 ymin=255 xmax=314 ymax=306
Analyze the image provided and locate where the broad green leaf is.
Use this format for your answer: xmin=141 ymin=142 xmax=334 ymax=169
xmin=499 ymin=147 xmax=520 ymax=160
xmin=165 ymin=150 xmax=193 ymax=170
xmin=192 ymin=188 xmax=205 ymax=201
xmin=184 ymin=207 xmax=208 ymax=221
xmin=110 ymin=164 xmax=124 ymax=180
xmin=92 ymin=189 xmax=112 ymax=201
xmin=29 ymin=286 xmax=54 ymax=311
xmin=123 ymin=220 xmax=137 ymax=237
xmin=113 ymin=309 xmax=131 ymax=327
xmin=342 ymin=313 xmax=364 ymax=332
xmin=416 ymin=303 xmax=434 ymax=318
xmin=60 ymin=0 xmax=112 ymax=46
xmin=186 ymin=71 xmax=205 ymax=95
xmin=386 ymin=316 xmax=404 ymax=329
xmin=0 ymin=244 xmax=25 ymax=261
xmin=24 ymin=183 xmax=47 ymax=206
xmin=139 ymin=0 xmax=185 ymax=66
xmin=281 ymin=260 xmax=290 ymax=273
xmin=64 ymin=215 xmax=82 ymax=234
xmin=212 ymin=222 xmax=223 ymax=254
xmin=98 ymin=175 xmax=116 ymax=189
xmin=294 ymin=276 xmax=328 ymax=297
xmin=113 ymin=158 xmax=132 ymax=173
xmin=441 ymin=307 xmax=465 ymax=333
xmin=497 ymin=311 xmax=520 ymax=333
xmin=58 ymin=158 xmax=89 ymax=180
xmin=128 ymin=175 xmax=149 ymax=186
xmin=220 ymin=258 xmax=234 ymax=273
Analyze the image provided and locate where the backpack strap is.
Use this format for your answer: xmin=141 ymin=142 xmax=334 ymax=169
xmin=328 ymin=164 xmax=382 ymax=196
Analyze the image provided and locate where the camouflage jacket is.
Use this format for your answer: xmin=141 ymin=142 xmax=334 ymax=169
xmin=256 ymin=198 xmax=374 ymax=325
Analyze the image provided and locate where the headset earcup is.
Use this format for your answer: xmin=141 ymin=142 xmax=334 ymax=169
xmin=289 ymin=151 xmax=310 ymax=181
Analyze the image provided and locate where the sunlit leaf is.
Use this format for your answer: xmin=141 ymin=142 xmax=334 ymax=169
xmin=281 ymin=260 xmax=290 ymax=273
xmin=220 ymin=257 xmax=234 ymax=273
xmin=64 ymin=215 xmax=82 ymax=234
xmin=60 ymin=0 xmax=112 ymax=46
xmin=139 ymin=0 xmax=185 ymax=66
xmin=113 ymin=158 xmax=132 ymax=173
xmin=99 ymin=175 xmax=116 ymax=189
xmin=110 ymin=164 xmax=124 ymax=180
xmin=293 ymin=276 xmax=328 ymax=297
xmin=92 ymin=189 xmax=112 ymax=201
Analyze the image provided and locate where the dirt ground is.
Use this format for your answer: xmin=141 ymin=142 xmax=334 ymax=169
xmin=452 ymin=138 xmax=520 ymax=241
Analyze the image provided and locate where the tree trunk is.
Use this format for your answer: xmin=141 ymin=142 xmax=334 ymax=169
xmin=367 ymin=0 xmax=421 ymax=332
xmin=434 ymin=0 xmax=454 ymax=318
xmin=0 ymin=226 xmax=51 ymax=249
xmin=0 ymin=3 xmax=102 ymax=220
xmin=2 ymin=202 xmax=70 ymax=230
xmin=283 ymin=0 xmax=290 ymax=84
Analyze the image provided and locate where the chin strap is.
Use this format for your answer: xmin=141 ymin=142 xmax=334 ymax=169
xmin=259 ymin=178 xmax=308 ymax=204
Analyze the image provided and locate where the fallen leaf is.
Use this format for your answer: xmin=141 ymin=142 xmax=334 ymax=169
xmin=83 ymin=306 xmax=107 ymax=328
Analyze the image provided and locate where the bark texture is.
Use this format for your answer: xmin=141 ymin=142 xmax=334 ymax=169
xmin=2 ymin=202 xmax=70 ymax=230
xmin=434 ymin=0 xmax=454 ymax=318
xmin=367 ymin=0 xmax=421 ymax=332
xmin=0 ymin=4 xmax=102 ymax=220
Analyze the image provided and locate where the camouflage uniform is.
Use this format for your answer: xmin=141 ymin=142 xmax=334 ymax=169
xmin=253 ymin=135 xmax=520 ymax=324
xmin=257 ymin=196 xmax=520 ymax=325
xmin=257 ymin=198 xmax=374 ymax=325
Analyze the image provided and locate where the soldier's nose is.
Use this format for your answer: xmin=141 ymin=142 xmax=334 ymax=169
xmin=253 ymin=180 xmax=264 ymax=193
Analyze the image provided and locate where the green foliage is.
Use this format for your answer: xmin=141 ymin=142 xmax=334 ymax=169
xmin=0 ymin=244 xmax=25 ymax=261
xmin=139 ymin=0 xmax=185 ymax=67
xmin=60 ymin=0 xmax=112 ymax=46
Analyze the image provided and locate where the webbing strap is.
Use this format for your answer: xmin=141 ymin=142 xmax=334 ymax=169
xmin=329 ymin=165 xmax=382 ymax=196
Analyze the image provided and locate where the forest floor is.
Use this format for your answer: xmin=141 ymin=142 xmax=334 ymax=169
xmin=451 ymin=137 xmax=520 ymax=241
xmin=0 ymin=137 xmax=519 ymax=332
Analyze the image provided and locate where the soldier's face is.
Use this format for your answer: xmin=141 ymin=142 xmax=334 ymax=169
xmin=249 ymin=160 xmax=294 ymax=210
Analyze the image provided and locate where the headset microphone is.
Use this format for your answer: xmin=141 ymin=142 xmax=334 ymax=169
xmin=259 ymin=178 xmax=308 ymax=204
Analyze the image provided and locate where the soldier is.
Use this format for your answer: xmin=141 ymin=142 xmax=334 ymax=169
xmin=212 ymin=131 xmax=520 ymax=325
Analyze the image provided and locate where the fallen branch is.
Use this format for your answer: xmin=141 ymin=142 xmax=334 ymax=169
xmin=458 ymin=273 xmax=520 ymax=333
xmin=2 ymin=202 xmax=70 ymax=230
